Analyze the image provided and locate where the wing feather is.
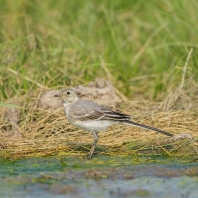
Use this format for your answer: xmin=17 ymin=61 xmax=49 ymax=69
xmin=73 ymin=107 xmax=130 ymax=122
xmin=74 ymin=109 xmax=105 ymax=121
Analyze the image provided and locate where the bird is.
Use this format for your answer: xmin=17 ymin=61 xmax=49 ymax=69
xmin=54 ymin=88 xmax=173 ymax=159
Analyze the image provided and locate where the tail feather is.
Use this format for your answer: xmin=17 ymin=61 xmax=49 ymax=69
xmin=123 ymin=120 xmax=173 ymax=137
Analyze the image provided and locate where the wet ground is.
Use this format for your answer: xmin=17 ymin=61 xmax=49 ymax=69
xmin=0 ymin=155 xmax=198 ymax=198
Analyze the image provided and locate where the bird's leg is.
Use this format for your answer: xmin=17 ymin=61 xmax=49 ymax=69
xmin=85 ymin=132 xmax=98 ymax=160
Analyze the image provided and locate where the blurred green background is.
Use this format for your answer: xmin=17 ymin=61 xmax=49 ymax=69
xmin=0 ymin=0 xmax=197 ymax=101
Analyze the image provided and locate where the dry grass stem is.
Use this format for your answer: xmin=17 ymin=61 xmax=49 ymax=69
xmin=0 ymin=79 xmax=197 ymax=159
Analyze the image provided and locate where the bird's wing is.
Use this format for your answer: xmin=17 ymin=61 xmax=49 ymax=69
xmin=100 ymin=108 xmax=131 ymax=121
xmin=73 ymin=106 xmax=130 ymax=122
xmin=73 ymin=109 xmax=105 ymax=121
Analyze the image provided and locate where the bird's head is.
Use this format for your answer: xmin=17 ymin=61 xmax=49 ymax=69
xmin=54 ymin=89 xmax=78 ymax=104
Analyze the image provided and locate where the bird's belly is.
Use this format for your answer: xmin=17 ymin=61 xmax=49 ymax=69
xmin=70 ymin=120 xmax=116 ymax=132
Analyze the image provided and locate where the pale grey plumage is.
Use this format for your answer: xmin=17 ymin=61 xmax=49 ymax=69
xmin=55 ymin=88 xmax=173 ymax=159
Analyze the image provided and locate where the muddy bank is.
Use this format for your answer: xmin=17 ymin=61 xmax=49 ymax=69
xmin=0 ymin=156 xmax=198 ymax=198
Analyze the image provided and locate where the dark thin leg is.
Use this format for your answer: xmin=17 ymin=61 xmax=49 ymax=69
xmin=85 ymin=132 xmax=98 ymax=160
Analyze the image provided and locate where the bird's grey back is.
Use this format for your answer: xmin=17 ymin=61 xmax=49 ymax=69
xmin=67 ymin=98 xmax=131 ymax=122
xmin=72 ymin=98 xmax=102 ymax=111
xmin=66 ymin=98 xmax=103 ymax=120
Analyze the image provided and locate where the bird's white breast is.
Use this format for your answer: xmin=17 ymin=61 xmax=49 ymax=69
xmin=71 ymin=119 xmax=116 ymax=132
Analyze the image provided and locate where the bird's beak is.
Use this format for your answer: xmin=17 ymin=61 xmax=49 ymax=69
xmin=54 ymin=94 xmax=60 ymax=97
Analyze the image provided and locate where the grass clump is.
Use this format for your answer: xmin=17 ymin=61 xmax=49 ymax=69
xmin=1 ymin=0 xmax=198 ymax=99
xmin=0 ymin=0 xmax=198 ymax=159
xmin=0 ymin=84 xmax=197 ymax=159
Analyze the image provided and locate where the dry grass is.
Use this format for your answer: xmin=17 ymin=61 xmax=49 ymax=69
xmin=0 ymin=81 xmax=197 ymax=159
xmin=1 ymin=1 xmax=198 ymax=160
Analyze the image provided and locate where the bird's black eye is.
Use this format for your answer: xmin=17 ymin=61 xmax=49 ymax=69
xmin=67 ymin=91 xmax=70 ymax=95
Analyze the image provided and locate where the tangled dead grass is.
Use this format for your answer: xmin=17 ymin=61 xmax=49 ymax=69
xmin=0 ymin=78 xmax=198 ymax=159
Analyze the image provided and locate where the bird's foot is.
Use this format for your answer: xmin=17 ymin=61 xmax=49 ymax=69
xmin=83 ymin=153 xmax=93 ymax=160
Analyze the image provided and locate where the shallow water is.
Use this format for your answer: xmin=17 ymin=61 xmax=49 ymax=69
xmin=0 ymin=155 xmax=198 ymax=198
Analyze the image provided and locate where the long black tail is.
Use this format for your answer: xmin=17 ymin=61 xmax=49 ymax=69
xmin=123 ymin=120 xmax=173 ymax=137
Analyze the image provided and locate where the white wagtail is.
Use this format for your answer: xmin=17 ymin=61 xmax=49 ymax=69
xmin=55 ymin=89 xmax=173 ymax=159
